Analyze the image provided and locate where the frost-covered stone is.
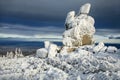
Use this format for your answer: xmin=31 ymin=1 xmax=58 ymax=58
xmin=93 ymin=42 xmax=104 ymax=53
xmin=79 ymin=3 xmax=91 ymax=14
xmin=62 ymin=37 xmax=74 ymax=47
xmin=63 ymin=3 xmax=95 ymax=47
xmin=77 ymin=49 xmax=92 ymax=56
xmin=60 ymin=46 xmax=76 ymax=53
xmin=100 ymin=46 xmax=107 ymax=53
xmin=36 ymin=48 xmax=48 ymax=58
xmin=48 ymin=43 xmax=58 ymax=58
xmin=65 ymin=11 xmax=75 ymax=30
xmin=107 ymin=46 xmax=117 ymax=53
xmin=44 ymin=41 xmax=50 ymax=49
xmin=60 ymin=46 xmax=68 ymax=54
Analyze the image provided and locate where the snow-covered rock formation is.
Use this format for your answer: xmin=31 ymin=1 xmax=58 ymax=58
xmin=93 ymin=42 xmax=105 ymax=53
xmin=48 ymin=43 xmax=58 ymax=58
xmin=63 ymin=3 xmax=95 ymax=47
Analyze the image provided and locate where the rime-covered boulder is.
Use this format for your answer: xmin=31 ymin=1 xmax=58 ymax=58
xmin=93 ymin=42 xmax=104 ymax=53
xmin=107 ymin=46 xmax=117 ymax=53
xmin=79 ymin=3 xmax=91 ymax=14
xmin=44 ymin=41 xmax=50 ymax=49
xmin=48 ymin=43 xmax=58 ymax=58
xmin=63 ymin=3 xmax=95 ymax=47
xmin=36 ymin=48 xmax=48 ymax=58
xmin=100 ymin=46 xmax=107 ymax=53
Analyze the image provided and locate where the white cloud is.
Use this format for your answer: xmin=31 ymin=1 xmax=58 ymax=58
xmin=0 ymin=23 xmax=120 ymax=43
xmin=0 ymin=33 xmax=62 ymax=39
xmin=0 ymin=23 xmax=63 ymax=40
xmin=0 ymin=32 xmax=120 ymax=43
xmin=94 ymin=35 xmax=120 ymax=44
xmin=0 ymin=33 xmax=32 ymax=38
xmin=0 ymin=23 xmax=64 ymax=36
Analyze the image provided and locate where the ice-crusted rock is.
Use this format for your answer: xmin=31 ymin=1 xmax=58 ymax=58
xmin=44 ymin=41 xmax=50 ymax=49
xmin=60 ymin=46 xmax=68 ymax=54
xmin=36 ymin=48 xmax=48 ymax=58
xmin=100 ymin=46 xmax=107 ymax=53
xmin=63 ymin=37 xmax=74 ymax=47
xmin=65 ymin=11 xmax=75 ymax=30
xmin=93 ymin=42 xmax=104 ymax=53
xmin=79 ymin=3 xmax=91 ymax=14
xmin=77 ymin=49 xmax=92 ymax=56
xmin=78 ymin=44 xmax=94 ymax=51
xmin=107 ymin=46 xmax=117 ymax=53
xmin=48 ymin=43 xmax=58 ymax=58
xmin=60 ymin=46 xmax=76 ymax=53
xmin=63 ymin=3 xmax=95 ymax=47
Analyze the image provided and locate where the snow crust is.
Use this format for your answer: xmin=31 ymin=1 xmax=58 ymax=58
xmin=0 ymin=42 xmax=120 ymax=80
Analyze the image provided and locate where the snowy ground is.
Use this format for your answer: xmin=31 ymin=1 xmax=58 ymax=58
xmin=0 ymin=42 xmax=120 ymax=80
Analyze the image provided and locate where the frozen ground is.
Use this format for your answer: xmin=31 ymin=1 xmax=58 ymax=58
xmin=0 ymin=42 xmax=120 ymax=80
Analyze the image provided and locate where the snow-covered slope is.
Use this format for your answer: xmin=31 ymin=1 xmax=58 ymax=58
xmin=0 ymin=42 xmax=120 ymax=80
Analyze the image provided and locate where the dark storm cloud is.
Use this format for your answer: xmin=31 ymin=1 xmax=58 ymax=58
xmin=0 ymin=0 xmax=120 ymax=28
xmin=0 ymin=23 xmax=64 ymax=36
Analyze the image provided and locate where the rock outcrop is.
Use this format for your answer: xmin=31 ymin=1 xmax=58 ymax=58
xmin=63 ymin=3 xmax=95 ymax=47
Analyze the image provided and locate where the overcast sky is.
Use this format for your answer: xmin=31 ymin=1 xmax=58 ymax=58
xmin=0 ymin=0 xmax=120 ymax=28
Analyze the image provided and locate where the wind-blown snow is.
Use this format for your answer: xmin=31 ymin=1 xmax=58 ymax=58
xmin=0 ymin=42 xmax=120 ymax=80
